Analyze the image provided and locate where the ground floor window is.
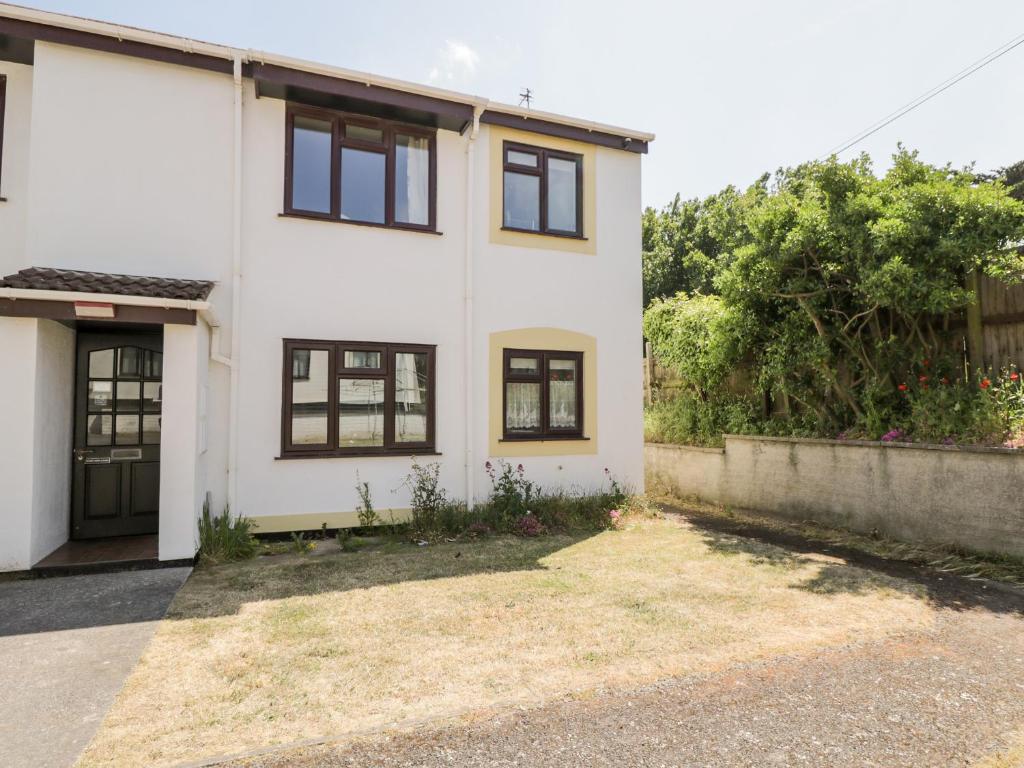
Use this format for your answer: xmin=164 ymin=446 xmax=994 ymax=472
xmin=502 ymin=349 xmax=583 ymax=439
xmin=281 ymin=339 xmax=435 ymax=457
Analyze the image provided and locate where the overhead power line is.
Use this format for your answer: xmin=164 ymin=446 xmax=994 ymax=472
xmin=821 ymin=30 xmax=1024 ymax=159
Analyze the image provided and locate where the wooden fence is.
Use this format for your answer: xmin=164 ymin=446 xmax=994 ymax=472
xmin=975 ymin=274 xmax=1024 ymax=371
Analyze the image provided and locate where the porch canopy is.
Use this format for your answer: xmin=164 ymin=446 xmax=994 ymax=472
xmin=0 ymin=267 xmax=214 ymax=324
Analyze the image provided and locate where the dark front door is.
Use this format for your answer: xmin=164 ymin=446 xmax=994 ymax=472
xmin=72 ymin=331 xmax=163 ymax=539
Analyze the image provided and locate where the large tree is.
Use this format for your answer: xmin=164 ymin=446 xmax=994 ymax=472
xmin=641 ymin=179 xmax=766 ymax=306
xmin=647 ymin=148 xmax=1024 ymax=433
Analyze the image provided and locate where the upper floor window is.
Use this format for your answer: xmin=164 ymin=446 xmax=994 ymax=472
xmin=502 ymin=141 xmax=583 ymax=238
xmin=285 ymin=106 xmax=436 ymax=232
xmin=282 ymin=339 xmax=436 ymax=458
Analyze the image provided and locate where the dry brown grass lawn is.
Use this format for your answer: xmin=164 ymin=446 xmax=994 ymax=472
xmin=78 ymin=514 xmax=934 ymax=767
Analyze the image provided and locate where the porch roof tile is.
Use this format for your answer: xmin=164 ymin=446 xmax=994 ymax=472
xmin=0 ymin=267 xmax=214 ymax=301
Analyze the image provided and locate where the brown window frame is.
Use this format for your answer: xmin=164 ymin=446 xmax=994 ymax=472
xmin=0 ymin=74 xmax=6 ymax=200
xmin=501 ymin=141 xmax=584 ymax=239
xmin=283 ymin=104 xmax=438 ymax=233
xmin=502 ymin=348 xmax=584 ymax=441
xmin=281 ymin=339 xmax=436 ymax=459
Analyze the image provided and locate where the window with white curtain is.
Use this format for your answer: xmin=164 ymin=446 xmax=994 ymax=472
xmin=502 ymin=349 xmax=584 ymax=439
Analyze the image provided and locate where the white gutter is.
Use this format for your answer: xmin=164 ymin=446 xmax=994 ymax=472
xmin=463 ymin=106 xmax=482 ymax=507
xmin=226 ymin=54 xmax=244 ymax=515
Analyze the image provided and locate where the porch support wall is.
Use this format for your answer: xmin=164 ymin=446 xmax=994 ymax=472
xmin=0 ymin=317 xmax=74 ymax=571
xmin=158 ymin=321 xmax=208 ymax=561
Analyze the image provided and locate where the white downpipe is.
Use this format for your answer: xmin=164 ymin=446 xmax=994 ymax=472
xmin=227 ymin=54 xmax=244 ymax=514
xmin=464 ymin=107 xmax=482 ymax=507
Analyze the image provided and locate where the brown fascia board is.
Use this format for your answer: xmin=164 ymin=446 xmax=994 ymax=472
xmin=480 ymin=110 xmax=649 ymax=154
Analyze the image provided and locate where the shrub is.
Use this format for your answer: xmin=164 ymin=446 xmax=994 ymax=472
xmin=512 ymin=513 xmax=545 ymax=537
xmin=354 ymin=473 xmax=380 ymax=528
xmin=197 ymin=500 xmax=257 ymax=563
xmin=289 ymin=531 xmax=313 ymax=554
xmin=644 ymin=391 xmax=762 ymax=447
xmin=404 ymin=460 xmax=451 ymax=535
xmin=485 ymin=460 xmax=538 ymax=522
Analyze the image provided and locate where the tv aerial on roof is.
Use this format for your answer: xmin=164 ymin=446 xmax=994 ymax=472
xmin=518 ymin=88 xmax=533 ymax=109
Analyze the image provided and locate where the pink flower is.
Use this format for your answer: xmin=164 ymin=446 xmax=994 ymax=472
xmin=516 ymin=463 xmax=524 ymax=474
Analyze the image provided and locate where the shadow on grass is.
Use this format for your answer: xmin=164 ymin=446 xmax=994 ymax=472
xmin=676 ymin=507 xmax=1024 ymax=616
xmin=168 ymin=532 xmax=600 ymax=621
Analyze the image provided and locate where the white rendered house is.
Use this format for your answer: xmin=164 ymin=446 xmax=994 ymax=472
xmin=0 ymin=3 xmax=653 ymax=571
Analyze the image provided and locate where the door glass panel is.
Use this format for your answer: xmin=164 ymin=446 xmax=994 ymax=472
xmin=88 ymin=381 xmax=114 ymax=412
xmin=142 ymin=382 xmax=162 ymax=412
xmin=547 ymin=157 xmax=578 ymax=233
xmin=115 ymin=415 xmax=140 ymax=445
xmin=118 ymin=347 xmax=142 ymax=378
xmin=394 ymin=352 xmax=428 ymax=443
xmin=89 ymin=349 xmax=114 ymax=378
xmin=338 ymin=378 xmax=385 ymax=448
xmin=86 ymin=414 xmax=112 ymax=446
xmin=343 ymin=350 xmax=382 ymax=369
xmin=142 ymin=415 xmax=161 ymax=445
xmin=506 ymin=382 xmax=541 ymax=432
xmin=549 ymin=359 xmax=578 ymax=429
xmin=291 ymin=349 xmax=329 ymax=445
xmin=503 ymin=171 xmax=540 ymax=230
xmin=292 ymin=116 xmax=332 ymax=213
xmin=116 ymin=381 xmax=141 ymax=411
xmin=144 ymin=351 xmax=163 ymax=379
xmin=341 ymin=147 xmax=386 ymax=223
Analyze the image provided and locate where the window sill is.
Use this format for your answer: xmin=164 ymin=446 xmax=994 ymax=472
xmin=279 ymin=212 xmax=443 ymax=236
xmin=500 ymin=226 xmax=587 ymax=241
xmin=499 ymin=435 xmax=590 ymax=443
xmin=276 ymin=449 xmax=441 ymax=460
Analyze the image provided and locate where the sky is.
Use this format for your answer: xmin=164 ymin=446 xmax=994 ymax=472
xmin=18 ymin=0 xmax=1024 ymax=209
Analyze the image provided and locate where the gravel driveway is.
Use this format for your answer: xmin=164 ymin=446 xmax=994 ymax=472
xmin=220 ymin=511 xmax=1024 ymax=768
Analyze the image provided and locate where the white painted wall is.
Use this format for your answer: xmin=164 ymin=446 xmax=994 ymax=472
xmin=235 ymin=89 xmax=469 ymax=521
xmin=0 ymin=318 xmax=74 ymax=570
xmin=0 ymin=318 xmax=39 ymax=570
xmin=471 ymin=127 xmax=646 ymax=496
xmin=29 ymin=319 xmax=74 ymax=564
xmin=0 ymin=60 xmax=32 ymax=271
xmin=159 ymin=321 xmax=209 ymax=561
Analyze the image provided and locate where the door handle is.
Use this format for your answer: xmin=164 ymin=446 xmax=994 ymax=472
xmin=74 ymin=449 xmax=93 ymax=463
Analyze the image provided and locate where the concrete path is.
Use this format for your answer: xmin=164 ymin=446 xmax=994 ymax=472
xmin=0 ymin=567 xmax=191 ymax=768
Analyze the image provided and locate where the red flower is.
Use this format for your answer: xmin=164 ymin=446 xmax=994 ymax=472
xmin=1011 ymin=372 xmax=1020 ymax=382
xmin=922 ymin=358 xmax=930 ymax=367
xmin=897 ymin=383 xmax=908 ymax=392
xmin=918 ymin=375 xmax=928 ymax=383
xmin=980 ymin=378 xmax=992 ymax=390
xmin=941 ymin=377 xmax=950 ymax=385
